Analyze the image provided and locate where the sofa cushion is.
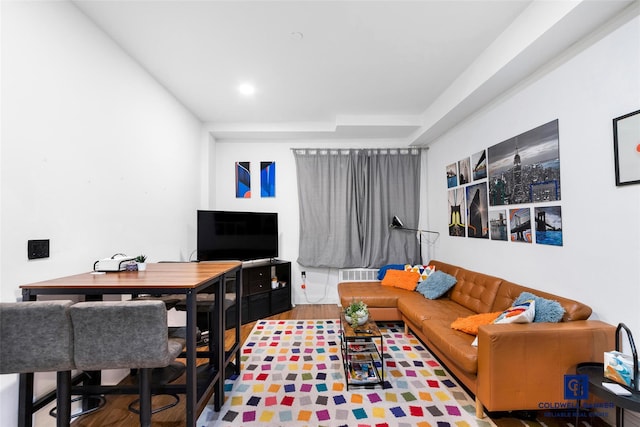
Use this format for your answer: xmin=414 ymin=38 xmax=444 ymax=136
xmin=422 ymin=318 xmax=478 ymax=375
xmin=399 ymin=296 xmax=473 ymax=327
xmin=448 ymin=266 xmax=502 ymax=314
xmin=514 ymin=291 xmax=565 ymax=323
xmin=338 ymin=282 xmax=409 ymax=308
xmin=416 ymin=271 xmax=457 ymax=299
xmin=381 ymin=269 xmax=420 ymax=290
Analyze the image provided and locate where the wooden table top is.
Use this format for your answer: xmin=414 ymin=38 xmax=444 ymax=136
xmin=20 ymin=261 xmax=242 ymax=290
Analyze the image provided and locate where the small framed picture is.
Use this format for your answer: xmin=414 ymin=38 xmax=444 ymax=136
xmin=613 ymin=109 xmax=640 ymax=186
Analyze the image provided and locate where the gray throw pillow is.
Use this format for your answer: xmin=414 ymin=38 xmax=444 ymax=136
xmin=416 ymin=271 xmax=457 ymax=299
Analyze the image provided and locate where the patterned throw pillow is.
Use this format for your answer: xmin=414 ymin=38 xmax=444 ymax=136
xmin=404 ymin=264 xmax=436 ymax=282
xmin=494 ymin=299 xmax=536 ymax=324
xmin=471 ymin=300 xmax=536 ymax=347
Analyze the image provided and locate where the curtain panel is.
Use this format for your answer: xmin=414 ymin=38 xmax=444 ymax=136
xmin=293 ymin=148 xmax=421 ymax=268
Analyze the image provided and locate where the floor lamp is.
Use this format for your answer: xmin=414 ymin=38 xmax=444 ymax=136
xmin=389 ymin=216 xmax=440 ymax=263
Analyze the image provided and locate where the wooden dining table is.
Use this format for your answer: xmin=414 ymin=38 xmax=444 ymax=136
xmin=18 ymin=261 xmax=242 ymax=427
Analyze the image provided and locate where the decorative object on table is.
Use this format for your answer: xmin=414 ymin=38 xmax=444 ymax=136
xmin=344 ymin=300 xmax=368 ymax=328
xmin=271 ymin=276 xmax=278 ymax=289
xmin=604 ymin=323 xmax=639 ymax=391
xmin=613 ymin=109 xmax=640 ymax=186
xmin=93 ymin=253 xmax=136 ymax=272
xmin=135 ymin=254 xmax=147 ymax=271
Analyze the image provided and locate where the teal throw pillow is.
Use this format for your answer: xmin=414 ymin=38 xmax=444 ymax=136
xmin=514 ymin=291 xmax=565 ymax=323
xmin=416 ymin=270 xmax=457 ymax=299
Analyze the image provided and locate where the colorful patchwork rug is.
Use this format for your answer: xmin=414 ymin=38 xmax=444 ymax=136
xmin=198 ymin=319 xmax=496 ymax=427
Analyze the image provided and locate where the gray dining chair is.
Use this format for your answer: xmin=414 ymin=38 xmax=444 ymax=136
xmin=0 ymin=300 xmax=75 ymax=427
xmin=69 ymin=300 xmax=185 ymax=427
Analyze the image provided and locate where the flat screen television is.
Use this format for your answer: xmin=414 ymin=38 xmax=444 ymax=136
xmin=197 ymin=210 xmax=279 ymax=262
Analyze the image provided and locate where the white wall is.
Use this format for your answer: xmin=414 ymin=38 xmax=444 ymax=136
xmin=425 ymin=12 xmax=640 ymax=333
xmin=1 ymin=2 xmax=203 ymax=425
xmin=212 ymin=139 xmax=407 ymax=305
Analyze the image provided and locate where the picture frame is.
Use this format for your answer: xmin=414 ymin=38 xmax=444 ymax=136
xmin=613 ymin=109 xmax=640 ymax=186
xmin=487 ymin=119 xmax=561 ymax=205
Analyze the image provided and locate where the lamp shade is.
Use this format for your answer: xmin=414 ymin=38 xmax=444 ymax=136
xmin=391 ymin=216 xmax=405 ymax=228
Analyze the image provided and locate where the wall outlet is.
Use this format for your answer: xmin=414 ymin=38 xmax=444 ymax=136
xmin=28 ymin=239 xmax=49 ymax=259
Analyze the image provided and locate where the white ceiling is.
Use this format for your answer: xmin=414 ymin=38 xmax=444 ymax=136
xmin=71 ymin=0 xmax=634 ymax=144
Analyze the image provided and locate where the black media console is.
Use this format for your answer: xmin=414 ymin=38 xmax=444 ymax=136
xmin=226 ymin=259 xmax=292 ymax=326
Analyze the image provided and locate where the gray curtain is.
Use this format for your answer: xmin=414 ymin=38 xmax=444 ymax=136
xmin=294 ymin=148 xmax=421 ymax=268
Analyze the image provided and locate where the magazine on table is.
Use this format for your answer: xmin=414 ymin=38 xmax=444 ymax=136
xmin=348 ymin=359 xmax=379 ymax=383
xmin=347 ymin=342 xmax=378 ymax=353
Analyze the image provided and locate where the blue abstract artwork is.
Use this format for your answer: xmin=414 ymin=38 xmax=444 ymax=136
xmin=260 ymin=161 xmax=276 ymax=197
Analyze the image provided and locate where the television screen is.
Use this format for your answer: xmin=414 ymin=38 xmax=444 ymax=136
xmin=197 ymin=210 xmax=279 ymax=261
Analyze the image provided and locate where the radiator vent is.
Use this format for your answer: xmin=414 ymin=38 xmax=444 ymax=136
xmin=338 ymin=268 xmax=379 ymax=283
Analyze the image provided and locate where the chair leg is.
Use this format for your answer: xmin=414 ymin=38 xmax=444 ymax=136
xmin=56 ymin=371 xmax=71 ymax=427
xmin=138 ymin=368 xmax=152 ymax=427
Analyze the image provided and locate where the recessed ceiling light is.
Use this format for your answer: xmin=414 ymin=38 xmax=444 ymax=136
xmin=238 ymin=83 xmax=255 ymax=96
xmin=290 ymin=31 xmax=304 ymax=40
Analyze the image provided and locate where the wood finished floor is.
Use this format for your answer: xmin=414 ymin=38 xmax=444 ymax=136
xmin=71 ymin=304 xmax=342 ymax=427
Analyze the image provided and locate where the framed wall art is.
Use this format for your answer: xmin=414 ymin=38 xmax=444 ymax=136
xmin=446 ymin=162 xmax=458 ymax=188
xmin=260 ymin=161 xmax=276 ymax=197
xmin=489 ymin=210 xmax=507 ymax=241
xmin=613 ymin=109 xmax=640 ymax=186
xmin=235 ymin=161 xmax=251 ymax=198
xmin=488 ymin=120 xmax=561 ymax=206
xmin=458 ymin=157 xmax=471 ymax=185
xmin=448 ymin=188 xmax=465 ymax=237
xmin=465 ymin=182 xmax=488 ymax=239
xmin=472 ymin=149 xmax=487 ymax=181
xmin=534 ymin=206 xmax=563 ymax=246
xmin=509 ymin=207 xmax=531 ymax=243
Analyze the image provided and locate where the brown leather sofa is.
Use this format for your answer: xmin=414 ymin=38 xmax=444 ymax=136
xmin=338 ymin=260 xmax=615 ymax=418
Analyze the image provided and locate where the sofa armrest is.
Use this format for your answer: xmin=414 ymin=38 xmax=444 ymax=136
xmin=476 ymin=320 xmax=615 ymax=412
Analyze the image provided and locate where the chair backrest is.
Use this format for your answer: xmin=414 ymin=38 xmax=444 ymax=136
xmin=70 ymin=300 xmax=176 ymax=371
xmin=0 ymin=300 xmax=74 ymax=374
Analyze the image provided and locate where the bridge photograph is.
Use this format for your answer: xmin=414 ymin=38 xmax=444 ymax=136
xmin=534 ymin=206 xmax=563 ymax=246
xmin=509 ymin=207 xmax=532 ymax=243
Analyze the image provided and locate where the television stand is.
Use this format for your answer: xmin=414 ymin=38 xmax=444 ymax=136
xmin=231 ymin=260 xmax=292 ymax=323
xmin=241 ymin=257 xmax=279 ymax=267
